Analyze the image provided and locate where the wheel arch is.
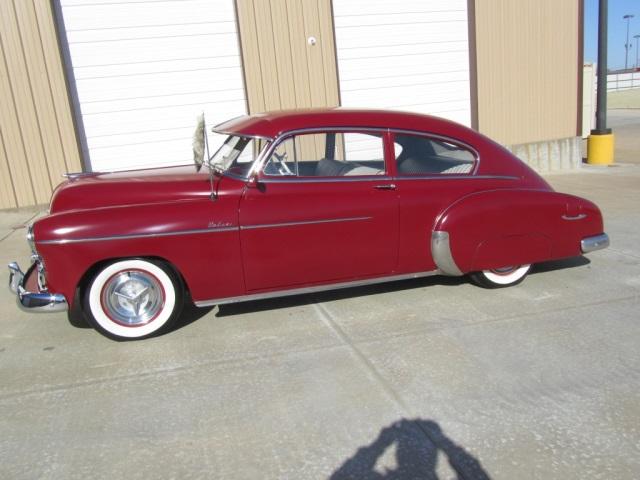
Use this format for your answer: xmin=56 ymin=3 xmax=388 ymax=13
xmin=433 ymin=188 xmax=567 ymax=273
xmin=77 ymin=255 xmax=190 ymax=303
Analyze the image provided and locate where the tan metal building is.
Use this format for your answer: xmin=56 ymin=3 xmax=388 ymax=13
xmin=0 ymin=0 xmax=583 ymax=210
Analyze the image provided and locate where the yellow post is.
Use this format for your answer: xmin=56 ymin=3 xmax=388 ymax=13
xmin=587 ymin=132 xmax=615 ymax=165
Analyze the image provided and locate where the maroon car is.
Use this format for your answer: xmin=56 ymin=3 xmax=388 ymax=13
xmin=8 ymin=109 xmax=609 ymax=340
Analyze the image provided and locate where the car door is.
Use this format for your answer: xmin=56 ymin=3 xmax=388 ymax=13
xmin=238 ymin=130 xmax=399 ymax=291
xmin=390 ymin=131 xmax=480 ymax=273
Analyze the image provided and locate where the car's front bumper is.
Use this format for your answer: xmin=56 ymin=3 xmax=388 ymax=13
xmin=581 ymin=233 xmax=610 ymax=253
xmin=8 ymin=261 xmax=67 ymax=313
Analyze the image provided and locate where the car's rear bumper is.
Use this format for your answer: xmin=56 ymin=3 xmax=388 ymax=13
xmin=581 ymin=233 xmax=610 ymax=253
xmin=8 ymin=261 xmax=67 ymax=313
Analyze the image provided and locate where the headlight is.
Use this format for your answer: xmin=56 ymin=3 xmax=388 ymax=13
xmin=26 ymin=223 xmax=37 ymax=254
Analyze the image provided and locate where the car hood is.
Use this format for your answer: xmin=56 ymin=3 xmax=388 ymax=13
xmin=49 ymin=165 xmax=217 ymax=213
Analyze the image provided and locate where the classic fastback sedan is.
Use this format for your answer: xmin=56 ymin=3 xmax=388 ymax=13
xmin=9 ymin=109 xmax=609 ymax=340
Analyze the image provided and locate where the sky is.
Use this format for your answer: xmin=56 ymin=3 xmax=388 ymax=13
xmin=584 ymin=0 xmax=640 ymax=70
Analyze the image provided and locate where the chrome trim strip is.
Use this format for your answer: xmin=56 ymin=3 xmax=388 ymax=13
xmin=562 ymin=214 xmax=587 ymax=221
xmin=38 ymin=226 xmax=238 ymax=245
xmin=260 ymin=176 xmax=392 ymax=184
xmin=395 ymin=174 xmax=519 ymax=181
xmin=431 ymin=231 xmax=463 ymax=276
xmin=581 ymin=233 xmax=609 ymax=253
xmin=259 ymin=174 xmax=518 ymax=184
xmin=241 ymin=216 xmax=372 ymax=230
xmin=194 ymin=269 xmax=440 ymax=307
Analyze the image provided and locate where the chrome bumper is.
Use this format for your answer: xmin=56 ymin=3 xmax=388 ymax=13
xmin=8 ymin=262 xmax=67 ymax=313
xmin=581 ymin=233 xmax=610 ymax=254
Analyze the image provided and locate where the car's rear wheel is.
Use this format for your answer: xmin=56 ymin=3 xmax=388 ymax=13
xmin=470 ymin=264 xmax=531 ymax=288
xmin=83 ymin=259 xmax=183 ymax=340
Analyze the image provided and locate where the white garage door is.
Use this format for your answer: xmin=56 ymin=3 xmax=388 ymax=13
xmin=333 ymin=0 xmax=472 ymax=127
xmin=59 ymin=0 xmax=246 ymax=172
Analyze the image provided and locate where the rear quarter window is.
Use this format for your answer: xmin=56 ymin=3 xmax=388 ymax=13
xmin=393 ymin=134 xmax=476 ymax=175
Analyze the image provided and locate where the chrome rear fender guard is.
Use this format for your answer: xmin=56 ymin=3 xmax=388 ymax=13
xmin=431 ymin=231 xmax=463 ymax=276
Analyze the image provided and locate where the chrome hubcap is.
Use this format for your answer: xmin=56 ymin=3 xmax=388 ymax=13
xmin=101 ymin=270 xmax=164 ymax=326
xmin=490 ymin=266 xmax=518 ymax=276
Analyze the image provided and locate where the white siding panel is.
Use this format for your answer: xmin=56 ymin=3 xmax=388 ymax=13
xmin=333 ymin=0 xmax=471 ymax=127
xmin=60 ymin=0 xmax=246 ymax=171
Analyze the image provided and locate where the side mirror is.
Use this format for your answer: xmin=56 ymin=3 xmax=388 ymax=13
xmin=246 ymin=174 xmax=259 ymax=189
xmin=246 ymin=174 xmax=266 ymax=192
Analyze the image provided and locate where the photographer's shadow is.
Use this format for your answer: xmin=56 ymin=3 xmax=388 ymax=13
xmin=331 ymin=418 xmax=490 ymax=480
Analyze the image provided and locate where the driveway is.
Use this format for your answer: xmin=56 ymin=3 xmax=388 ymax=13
xmin=1 ymin=136 xmax=639 ymax=479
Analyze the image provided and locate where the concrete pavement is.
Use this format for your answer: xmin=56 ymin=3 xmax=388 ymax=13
xmin=1 ymin=120 xmax=639 ymax=479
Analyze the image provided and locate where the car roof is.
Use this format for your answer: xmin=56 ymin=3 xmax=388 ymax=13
xmin=212 ymin=108 xmax=474 ymax=140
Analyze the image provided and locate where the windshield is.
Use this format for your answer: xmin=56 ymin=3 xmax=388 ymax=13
xmin=207 ymin=134 xmax=268 ymax=178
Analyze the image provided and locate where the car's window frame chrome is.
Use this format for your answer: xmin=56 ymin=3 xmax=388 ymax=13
xmin=208 ymin=129 xmax=274 ymax=180
xmin=255 ymin=127 xmax=392 ymax=183
xmin=388 ymin=128 xmax=481 ymax=176
xmin=210 ymin=126 xmax=483 ymax=184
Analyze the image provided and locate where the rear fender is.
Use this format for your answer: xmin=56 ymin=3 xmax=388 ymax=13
xmin=433 ymin=189 xmax=597 ymax=273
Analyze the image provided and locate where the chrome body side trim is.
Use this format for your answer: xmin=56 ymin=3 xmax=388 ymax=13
xmin=581 ymin=233 xmax=609 ymax=253
xmin=241 ymin=216 xmax=371 ymax=231
xmin=260 ymin=176 xmax=392 ymax=184
xmin=430 ymin=231 xmax=464 ymax=276
xmin=562 ymin=214 xmax=587 ymax=221
xmin=194 ymin=269 xmax=440 ymax=307
xmin=395 ymin=174 xmax=519 ymax=182
xmin=38 ymin=225 xmax=238 ymax=245
xmin=8 ymin=262 xmax=68 ymax=313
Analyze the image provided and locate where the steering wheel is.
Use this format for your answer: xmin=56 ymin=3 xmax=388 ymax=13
xmin=272 ymin=151 xmax=294 ymax=175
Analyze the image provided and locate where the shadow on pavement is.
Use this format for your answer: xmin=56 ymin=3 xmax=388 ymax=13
xmin=216 ymin=256 xmax=591 ymax=317
xmin=67 ymin=291 xmax=214 ymax=333
xmin=170 ymin=297 xmax=214 ymax=333
xmin=215 ymin=275 xmax=466 ymax=317
xmin=531 ymin=255 xmax=590 ymax=274
xmin=331 ymin=418 xmax=491 ymax=480
xmin=67 ymin=256 xmax=592 ymax=329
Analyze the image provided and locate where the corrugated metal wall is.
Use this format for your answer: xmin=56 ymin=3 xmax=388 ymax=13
xmin=0 ymin=0 xmax=81 ymax=210
xmin=474 ymin=0 xmax=580 ymax=146
xmin=236 ymin=0 xmax=339 ymax=113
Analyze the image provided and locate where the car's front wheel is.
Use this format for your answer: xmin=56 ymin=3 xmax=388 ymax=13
xmin=83 ymin=258 xmax=184 ymax=340
xmin=470 ymin=264 xmax=531 ymax=288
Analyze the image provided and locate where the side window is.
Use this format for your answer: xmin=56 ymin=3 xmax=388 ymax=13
xmin=263 ymin=132 xmax=385 ymax=177
xmin=394 ymin=134 xmax=476 ymax=175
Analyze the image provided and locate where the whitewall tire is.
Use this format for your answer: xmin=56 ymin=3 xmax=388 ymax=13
xmin=83 ymin=259 xmax=183 ymax=340
xmin=470 ymin=264 xmax=531 ymax=288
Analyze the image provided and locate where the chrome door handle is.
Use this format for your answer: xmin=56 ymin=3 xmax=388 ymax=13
xmin=374 ymin=184 xmax=396 ymax=190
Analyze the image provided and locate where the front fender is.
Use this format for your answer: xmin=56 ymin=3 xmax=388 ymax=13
xmin=33 ymin=197 xmax=244 ymax=307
